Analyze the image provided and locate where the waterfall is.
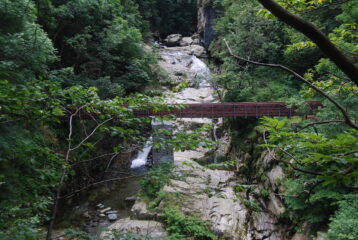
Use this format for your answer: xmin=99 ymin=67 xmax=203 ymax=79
xmin=190 ymin=56 xmax=211 ymax=88
xmin=130 ymin=137 xmax=152 ymax=169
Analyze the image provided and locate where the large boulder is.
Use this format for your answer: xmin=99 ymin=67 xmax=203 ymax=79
xmin=180 ymin=37 xmax=194 ymax=46
xmin=164 ymin=34 xmax=182 ymax=47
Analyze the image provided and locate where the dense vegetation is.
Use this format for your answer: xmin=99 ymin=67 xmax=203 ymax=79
xmin=211 ymin=0 xmax=357 ymax=238
xmin=0 ymin=0 xmax=357 ymax=239
xmin=0 ymin=0 xmax=198 ymax=239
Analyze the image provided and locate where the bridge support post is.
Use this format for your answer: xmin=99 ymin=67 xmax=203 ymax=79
xmin=151 ymin=119 xmax=174 ymax=167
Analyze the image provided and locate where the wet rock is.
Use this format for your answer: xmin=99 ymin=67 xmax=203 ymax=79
xmin=108 ymin=213 xmax=118 ymax=221
xmin=164 ymin=34 xmax=182 ymax=47
xmin=100 ymin=218 xmax=168 ymax=239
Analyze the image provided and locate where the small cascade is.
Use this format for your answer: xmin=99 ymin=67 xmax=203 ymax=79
xmin=130 ymin=137 xmax=153 ymax=169
xmin=190 ymin=56 xmax=211 ymax=88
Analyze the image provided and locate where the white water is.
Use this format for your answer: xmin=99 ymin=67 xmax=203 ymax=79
xmin=130 ymin=137 xmax=153 ymax=169
xmin=131 ymin=46 xmax=215 ymax=168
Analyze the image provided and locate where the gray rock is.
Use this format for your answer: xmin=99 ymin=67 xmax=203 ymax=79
xmin=125 ymin=196 xmax=137 ymax=202
xmin=268 ymin=193 xmax=285 ymax=216
xmin=267 ymin=166 xmax=284 ymax=190
xmin=180 ymin=37 xmax=194 ymax=46
xmin=108 ymin=214 xmax=118 ymax=221
xmin=96 ymin=203 xmax=105 ymax=209
xmin=106 ymin=210 xmax=118 ymax=215
xmin=100 ymin=218 xmax=168 ymax=239
xmin=164 ymin=34 xmax=182 ymax=47
xmin=131 ymin=200 xmax=157 ymax=220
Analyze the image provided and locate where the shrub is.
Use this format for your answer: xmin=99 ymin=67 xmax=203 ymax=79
xmin=326 ymin=194 xmax=358 ymax=240
xmin=140 ymin=163 xmax=176 ymax=199
xmin=163 ymin=207 xmax=217 ymax=240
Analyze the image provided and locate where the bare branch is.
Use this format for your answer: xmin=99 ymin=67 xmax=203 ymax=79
xmin=334 ymin=150 xmax=358 ymax=157
xmin=73 ymin=152 xmax=119 ymax=165
xmin=70 ymin=117 xmax=113 ymax=151
xmin=46 ymin=105 xmax=86 ymax=240
xmin=105 ymin=152 xmax=121 ymax=172
xmin=224 ymin=39 xmax=358 ymax=130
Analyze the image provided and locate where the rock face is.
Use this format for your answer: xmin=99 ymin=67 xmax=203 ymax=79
xmin=100 ymin=218 xmax=167 ymax=239
xmin=157 ymin=158 xmax=287 ymax=240
xmin=198 ymin=0 xmax=218 ymax=48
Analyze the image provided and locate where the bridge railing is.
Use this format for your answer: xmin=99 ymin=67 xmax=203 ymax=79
xmin=133 ymin=101 xmax=322 ymax=118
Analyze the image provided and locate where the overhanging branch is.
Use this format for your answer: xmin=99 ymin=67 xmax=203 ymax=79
xmin=224 ymin=39 xmax=358 ymax=130
xmin=256 ymin=0 xmax=358 ymax=85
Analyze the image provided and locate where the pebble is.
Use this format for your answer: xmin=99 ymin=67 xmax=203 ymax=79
xmin=105 ymin=210 xmax=118 ymax=215
xmin=96 ymin=203 xmax=105 ymax=209
xmin=99 ymin=214 xmax=106 ymax=217
xmin=99 ymin=207 xmax=111 ymax=214
xmin=107 ymin=213 xmax=118 ymax=221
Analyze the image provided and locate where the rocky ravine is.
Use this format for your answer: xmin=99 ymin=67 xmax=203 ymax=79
xmin=101 ymin=36 xmax=289 ymax=240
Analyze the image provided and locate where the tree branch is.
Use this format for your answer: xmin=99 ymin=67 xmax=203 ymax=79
xmin=298 ymin=120 xmax=346 ymax=130
xmin=334 ymin=150 xmax=358 ymax=157
xmin=224 ymin=39 xmax=358 ymax=130
xmin=256 ymin=0 xmax=358 ymax=85
xmin=46 ymin=106 xmax=85 ymax=240
xmin=70 ymin=117 xmax=113 ymax=151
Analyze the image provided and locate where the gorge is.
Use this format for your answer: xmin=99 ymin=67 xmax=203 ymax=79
xmin=1 ymin=1 xmax=357 ymax=240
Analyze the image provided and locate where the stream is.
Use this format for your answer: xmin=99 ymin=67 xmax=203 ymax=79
xmin=54 ymin=41 xmax=217 ymax=238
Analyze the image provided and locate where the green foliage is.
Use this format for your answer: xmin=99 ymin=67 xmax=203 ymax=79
xmin=326 ymin=194 xmax=358 ymax=240
xmin=211 ymin=0 xmax=299 ymax=104
xmin=259 ymin=117 xmax=357 ymax=230
xmin=163 ymin=207 xmax=217 ymax=240
xmin=135 ymin=0 xmax=198 ymax=38
xmin=236 ymin=196 xmax=262 ymax=212
xmin=63 ymin=229 xmax=97 ymax=240
xmin=140 ymin=163 xmax=176 ymax=199
xmin=206 ymin=160 xmax=236 ymax=170
xmin=154 ymin=124 xmax=216 ymax=152
xmin=37 ymin=0 xmax=161 ymax=97
xmin=0 ymin=0 xmax=56 ymax=83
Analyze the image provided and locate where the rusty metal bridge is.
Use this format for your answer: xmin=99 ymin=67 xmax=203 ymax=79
xmin=132 ymin=101 xmax=322 ymax=118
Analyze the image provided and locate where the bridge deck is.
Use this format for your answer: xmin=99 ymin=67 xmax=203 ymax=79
xmin=133 ymin=101 xmax=322 ymax=118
